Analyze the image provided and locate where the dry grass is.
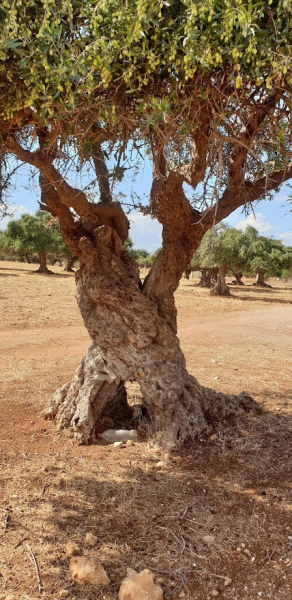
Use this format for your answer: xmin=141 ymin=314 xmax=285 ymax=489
xmin=0 ymin=261 xmax=292 ymax=600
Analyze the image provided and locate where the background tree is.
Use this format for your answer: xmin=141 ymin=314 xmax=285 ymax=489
xmin=1 ymin=1 xmax=292 ymax=447
xmin=191 ymin=225 xmax=246 ymax=294
xmin=1 ymin=212 xmax=62 ymax=273
xmin=243 ymin=226 xmax=292 ymax=286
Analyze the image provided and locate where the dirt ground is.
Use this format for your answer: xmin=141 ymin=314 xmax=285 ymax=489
xmin=0 ymin=261 xmax=291 ymax=600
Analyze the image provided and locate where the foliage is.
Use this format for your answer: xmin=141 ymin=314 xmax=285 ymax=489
xmin=192 ymin=224 xmax=292 ymax=278
xmin=1 ymin=1 xmax=292 ymax=126
xmin=0 ymin=211 xmax=64 ymax=259
xmin=243 ymin=226 xmax=292 ymax=277
xmin=123 ymin=237 xmax=160 ymax=267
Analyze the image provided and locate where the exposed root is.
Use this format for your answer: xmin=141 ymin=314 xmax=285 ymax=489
xmin=44 ymin=353 xmax=262 ymax=449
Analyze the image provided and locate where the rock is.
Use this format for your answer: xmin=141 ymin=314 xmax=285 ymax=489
xmin=59 ymin=590 xmax=70 ymax=598
xmin=65 ymin=541 xmax=81 ymax=556
xmin=209 ymin=434 xmax=218 ymax=442
xmin=210 ymin=590 xmax=220 ymax=598
xmin=202 ymin=535 xmax=215 ymax=547
xmin=126 ymin=567 xmax=138 ymax=577
xmin=118 ymin=568 xmax=163 ymax=600
xmin=224 ymin=577 xmax=232 ymax=586
xmin=156 ymin=461 xmax=166 ymax=468
xmin=69 ymin=556 xmax=109 ymax=586
xmin=126 ymin=440 xmax=134 ymax=446
xmin=114 ymin=441 xmax=124 ymax=448
xmin=85 ymin=532 xmax=98 ymax=547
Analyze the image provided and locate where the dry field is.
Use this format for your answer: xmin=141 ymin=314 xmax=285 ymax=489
xmin=0 ymin=261 xmax=292 ymax=600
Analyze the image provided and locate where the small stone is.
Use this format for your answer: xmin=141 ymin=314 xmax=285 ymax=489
xmin=126 ymin=440 xmax=134 ymax=446
xmin=85 ymin=532 xmax=98 ymax=547
xmin=202 ymin=535 xmax=215 ymax=547
xmin=59 ymin=590 xmax=70 ymax=598
xmin=65 ymin=541 xmax=81 ymax=556
xmin=156 ymin=461 xmax=166 ymax=468
xmin=209 ymin=434 xmax=218 ymax=442
xmin=210 ymin=590 xmax=220 ymax=598
xmin=69 ymin=556 xmax=109 ymax=586
xmin=224 ymin=577 xmax=232 ymax=586
xmin=234 ymin=438 xmax=243 ymax=444
xmin=118 ymin=568 xmax=163 ymax=600
xmin=114 ymin=441 xmax=124 ymax=448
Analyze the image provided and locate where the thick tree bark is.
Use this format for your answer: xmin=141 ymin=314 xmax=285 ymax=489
xmin=36 ymin=251 xmax=53 ymax=274
xmin=44 ymin=237 xmax=260 ymax=447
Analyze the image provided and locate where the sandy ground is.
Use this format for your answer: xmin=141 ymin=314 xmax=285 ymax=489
xmin=0 ymin=261 xmax=291 ymax=600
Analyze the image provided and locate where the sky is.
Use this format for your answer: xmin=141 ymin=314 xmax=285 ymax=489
xmin=1 ymin=160 xmax=292 ymax=252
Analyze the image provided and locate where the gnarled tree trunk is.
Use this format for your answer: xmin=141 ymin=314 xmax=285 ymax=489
xmin=44 ymin=236 xmax=258 ymax=448
xmin=199 ymin=267 xmax=219 ymax=288
xmin=36 ymin=251 xmax=53 ymax=274
xmin=232 ymin=271 xmax=244 ymax=285
xmin=211 ymin=264 xmax=231 ymax=296
xmin=254 ymin=268 xmax=271 ymax=287
xmin=5 ymin=137 xmax=262 ymax=450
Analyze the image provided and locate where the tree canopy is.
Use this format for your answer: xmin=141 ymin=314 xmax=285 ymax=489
xmin=192 ymin=224 xmax=292 ymax=282
xmin=0 ymin=211 xmax=63 ymax=267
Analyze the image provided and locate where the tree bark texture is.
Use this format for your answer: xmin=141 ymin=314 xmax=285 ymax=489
xmin=44 ymin=236 xmax=260 ymax=448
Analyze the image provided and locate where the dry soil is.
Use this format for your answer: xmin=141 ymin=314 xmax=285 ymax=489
xmin=0 ymin=262 xmax=291 ymax=600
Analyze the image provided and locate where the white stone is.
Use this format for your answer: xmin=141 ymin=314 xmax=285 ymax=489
xmin=69 ymin=556 xmax=109 ymax=586
xmin=114 ymin=441 xmax=124 ymax=448
xmin=85 ymin=532 xmax=98 ymax=547
xmin=118 ymin=568 xmax=163 ymax=600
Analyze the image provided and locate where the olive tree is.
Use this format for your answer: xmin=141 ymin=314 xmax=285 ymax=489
xmin=1 ymin=1 xmax=292 ymax=447
xmin=1 ymin=211 xmax=62 ymax=273
xmin=243 ymin=226 xmax=292 ymax=285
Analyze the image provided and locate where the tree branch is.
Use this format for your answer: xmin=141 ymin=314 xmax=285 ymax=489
xmin=92 ymin=141 xmax=112 ymax=204
xmin=5 ymin=135 xmax=129 ymax=242
xmin=246 ymin=164 xmax=292 ymax=203
xmin=39 ymin=175 xmax=81 ymax=253
xmin=5 ymin=135 xmax=91 ymax=216
xmin=227 ymin=91 xmax=280 ymax=192
xmin=177 ymin=118 xmax=210 ymax=188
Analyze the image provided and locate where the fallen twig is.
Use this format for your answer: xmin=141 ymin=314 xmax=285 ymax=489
xmin=22 ymin=543 xmax=44 ymax=592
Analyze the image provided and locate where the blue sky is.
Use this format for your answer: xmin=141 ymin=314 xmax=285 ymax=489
xmin=1 ymin=160 xmax=292 ymax=251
